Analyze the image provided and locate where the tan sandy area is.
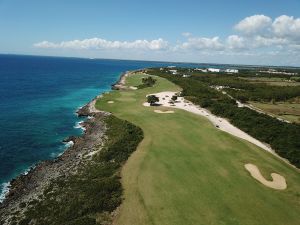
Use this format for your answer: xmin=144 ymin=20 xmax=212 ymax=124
xmin=154 ymin=110 xmax=174 ymax=114
xmin=244 ymin=164 xmax=287 ymax=190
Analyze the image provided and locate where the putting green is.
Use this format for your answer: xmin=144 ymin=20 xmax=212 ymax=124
xmin=96 ymin=73 xmax=300 ymax=225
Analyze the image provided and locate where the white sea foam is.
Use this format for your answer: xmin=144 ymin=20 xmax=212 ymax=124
xmin=23 ymin=167 xmax=32 ymax=176
xmin=74 ymin=121 xmax=86 ymax=131
xmin=0 ymin=165 xmax=35 ymax=203
xmin=65 ymin=141 xmax=74 ymax=148
xmin=0 ymin=182 xmax=10 ymax=203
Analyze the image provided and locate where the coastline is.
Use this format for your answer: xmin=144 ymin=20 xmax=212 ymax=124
xmin=0 ymin=72 xmax=128 ymax=222
xmin=0 ymin=71 xmax=128 ymax=206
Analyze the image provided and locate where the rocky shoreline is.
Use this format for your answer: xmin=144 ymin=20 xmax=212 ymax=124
xmin=111 ymin=71 xmax=127 ymax=90
xmin=0 ymin=69 xmax=143 ymax=224
xmin=111 ymin=69 xmax=144 ymax=90
xmin=0 ymin=95 xmax=110 ymax=224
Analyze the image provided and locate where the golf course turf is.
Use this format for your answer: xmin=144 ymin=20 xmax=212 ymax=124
xmin=95 ymin=73 xmax=300 ymax=225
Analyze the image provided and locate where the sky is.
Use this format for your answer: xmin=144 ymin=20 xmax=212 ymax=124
xmin=1 ymin=0 xmax=300 ymax=66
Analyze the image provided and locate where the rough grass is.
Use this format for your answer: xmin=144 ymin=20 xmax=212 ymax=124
xmin=240 ymin=77 xmax=300 ymax=86
xmin=251 ymin=101 xmax=300 ymax=123
xmin=95 ymin=73 xmax=300 ymax=225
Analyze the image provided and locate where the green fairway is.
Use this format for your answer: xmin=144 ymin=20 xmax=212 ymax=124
xmin=95 ymin=73 xmax=300 ymax=225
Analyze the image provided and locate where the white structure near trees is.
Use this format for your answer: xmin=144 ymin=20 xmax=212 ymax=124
xmin=169 ymin=69 xmax=178 ymax=75
xmin=225 ymin=69 xmax=239 ymax=73
xmin=208 ymin=68 xmax=220 ymax=72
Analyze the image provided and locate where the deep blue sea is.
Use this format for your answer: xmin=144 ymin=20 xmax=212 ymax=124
xmin=0 ymin=54 xmax=223 ymax=201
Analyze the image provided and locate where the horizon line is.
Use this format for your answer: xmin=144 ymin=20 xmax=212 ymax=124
xmin=1 ymin=52 xmax=299 ymax=69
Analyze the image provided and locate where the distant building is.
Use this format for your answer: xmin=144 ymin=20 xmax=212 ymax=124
xmin=169 ymin=69 xmax=178 ymax=75
xmin=182 ymin=74 xmax=191 ymax=78
xmin=259 ymin=69 xmax=298 ymax=76
xmin=195 ymin=68 xmax=208 ymax=73
xmin=225 ymin=69 xmax=239 ymax=73
xmin=208 ymin=68 xmax=220 ymax=73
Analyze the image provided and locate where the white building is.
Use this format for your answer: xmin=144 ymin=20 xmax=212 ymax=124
xmin=195 ymin=68 xmax=208 ymax=73
xmin=169 ymin=69 xmax=178 ymax=75
xmin=208 ymin=68 xmax=220 ymax=73
xmin=225 ymin=69 xmax=239 ymax=73
xmin=182 ymin=74 xmax=191 ymax=78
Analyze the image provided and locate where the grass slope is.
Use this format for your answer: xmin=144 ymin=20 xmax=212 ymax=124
xmin=251 ymin=101 xmax=300 ymax=124
xmin=95 ymin=74 xmax=300 ymax=225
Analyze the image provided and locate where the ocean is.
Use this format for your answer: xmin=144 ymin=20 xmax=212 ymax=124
xmin=0 ymin=54 xmax=220 ymax=201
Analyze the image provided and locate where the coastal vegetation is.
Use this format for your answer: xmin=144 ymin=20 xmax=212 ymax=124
xmin=136 ymin=76 xmax=156 ymax=89
xmin=6 ymin=115 xmax=143 ymax=225
xmin=148 ymin=68 xmax=300 ymax=168
xmin=95 ymin=72 xmax=300 ymax=225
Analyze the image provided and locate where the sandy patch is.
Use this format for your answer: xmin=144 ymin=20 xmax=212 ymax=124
xmin=154 ymin=110 xmax=174 ymax=114
xmin=88 ymin=97 xmax=101 ymax=113
xmin=107 ymin=101 xmax=114 ymax=104
xmin=245 ymin=164 xmax=287 ymax=190
xmin=129 ymin=86 xmax=138 ymax=90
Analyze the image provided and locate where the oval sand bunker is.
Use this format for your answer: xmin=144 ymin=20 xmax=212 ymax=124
xmin=107 ymin=101 xmax=114 ymax=104
xmin=244 ymin=164 xmax=287 ymax=190
xmin=154 ymin=110 xmax=174 ymax=114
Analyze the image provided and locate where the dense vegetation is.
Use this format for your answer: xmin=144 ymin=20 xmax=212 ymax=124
xmin=136 ymin=76 xmax=156 ymax=89
xmin=189 ymin=72 xmax=300 ymax=102
xmin=148 ymin=68 xmax=300 ymax=168
xmin=11 ymin=115 xmax=143 ymax=225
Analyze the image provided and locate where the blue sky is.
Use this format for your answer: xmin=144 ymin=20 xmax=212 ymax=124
xmin=1 ymin=0 xmax=300 ymax=66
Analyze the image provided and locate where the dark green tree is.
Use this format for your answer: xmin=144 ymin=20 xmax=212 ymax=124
xmin=171 ymin=95 xmax=178 ymax=101
xmin=147 ymin=95 xmax=159 ymax=106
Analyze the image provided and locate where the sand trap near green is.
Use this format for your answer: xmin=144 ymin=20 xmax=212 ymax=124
xmin=245 ymin=164 xmax=287 ymax=190
xmin=154 ymin=109 xmax=174 ymax=114
xmin=95 ymin=73 xmax=300 ymax=225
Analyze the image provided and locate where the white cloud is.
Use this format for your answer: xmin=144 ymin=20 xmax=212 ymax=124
xmin=33 ymin=14 xmax=300 ymax=66
xmin=226 ymin=35 xmax=246 ymax=49
xmin=179 ymin=36 xmax=224 ymax=51
xmin=272 ymin=15 xmax=300 ymax=41
xmin=235 ymin=15 xmax=272 ymax=35
xmin=182 ymin=32 xmax=192 ymax=37
xmin=34 ymin=38 xmax=169 ymax=50
xmin=253 ymin=36 xmax=288 ymax=48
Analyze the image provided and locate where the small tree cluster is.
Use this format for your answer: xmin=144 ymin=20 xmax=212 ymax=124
xmin=147 ymin=95 xmax=159 ymax=106
xmin=142 ymin=76 xmax=156 ymax=86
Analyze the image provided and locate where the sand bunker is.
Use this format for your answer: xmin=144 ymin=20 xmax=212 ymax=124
xmin=107 ymin=101 xmax=114 ymax=104
xmin=244 ymin=164 xmax=287 ymax=190
xmin=154 ymin=110 xmax=174 ymax=114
